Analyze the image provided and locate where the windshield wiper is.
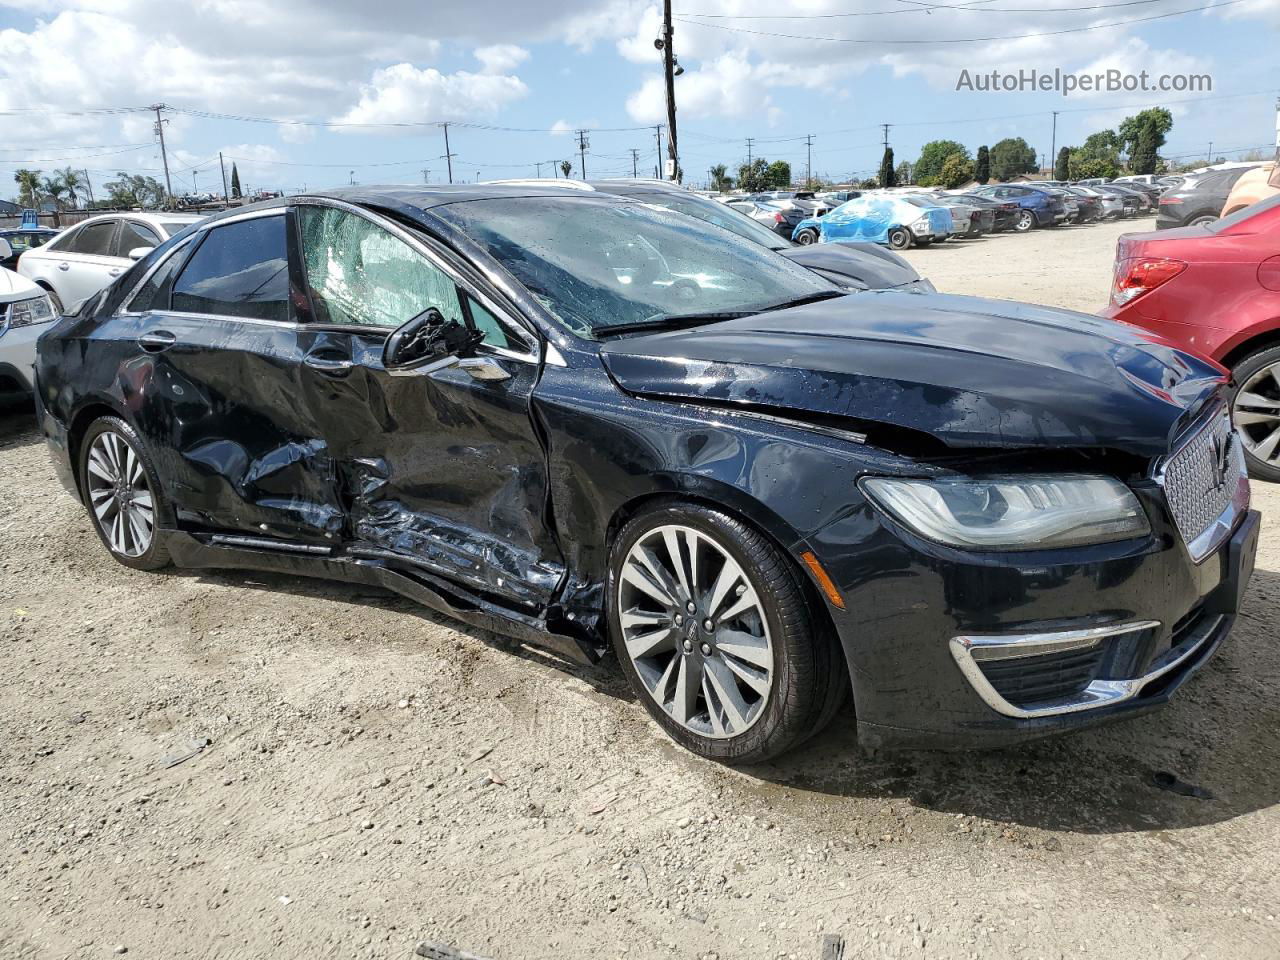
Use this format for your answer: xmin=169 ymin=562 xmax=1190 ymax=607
xmin=750 ymin=290 xmax=846 ymax=314
xmin=594 ymin=311 xmax=754 ymax=338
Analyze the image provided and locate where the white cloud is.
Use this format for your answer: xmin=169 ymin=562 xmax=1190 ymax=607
xmin=549 ymin=119 xmax=575 ymax=135
xmin=475 ymin=44 xmax=530 ymax=75
xmin=331 ymin=63 xmax=528 ymax=127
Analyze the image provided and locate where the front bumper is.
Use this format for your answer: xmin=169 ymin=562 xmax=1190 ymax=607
xmin=802 ymin=483 xmax=1259 ymax=751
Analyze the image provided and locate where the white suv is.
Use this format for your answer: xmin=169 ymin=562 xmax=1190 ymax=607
xmin=0 ymin=238 xmax=58 ymax=408
xmin=17 ymin=212 xmax=204 ymax=312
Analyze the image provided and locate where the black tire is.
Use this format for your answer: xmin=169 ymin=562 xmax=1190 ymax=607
xmin=1014 ymin=209 xmax=1035 ymax=232
xmin=794 ymin=228 xmax=819 ymax=245
xmin=1230 ymin=346 xmax=1280 ymax=483
xmin=887 ymin=227 xmax=911 ymax=250
xmin=1188 ymin=215 xmax=1217 ymax=227
xmin=78 ymin=416 xmax=172 ymax=570
xmin=39 ymin=284 xmax=64 ymax=315
xmin=608 ymin=502 xmax=839 ymax=764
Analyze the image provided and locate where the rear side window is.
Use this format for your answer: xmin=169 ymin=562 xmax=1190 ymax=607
xmin=67 ymin=220 xmax=117 ymax=256
xmin=119 ymin=221 xmax=162 ymax=255
xmin=128 ymin=247 xmax=188 ymax=313
xmin=172 ymin=216 xmax=289 ymax=322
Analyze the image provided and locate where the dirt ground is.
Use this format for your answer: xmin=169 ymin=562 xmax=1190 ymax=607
xmin=3 ymin=215 xmax=1279 ymax=960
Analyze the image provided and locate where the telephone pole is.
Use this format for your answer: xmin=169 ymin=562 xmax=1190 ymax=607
xmin=82 ymin=169 xmax=94 ymax=206
xmin=746 ymin=137 xmax=754 ymax=165
xmin=576 ymin=129 xmax=589 ymax=179
xmin=654 ymin=125 xmax=664 ymax=177
xmin=422 ymin=167 xmax=431 ymax=183
xmin=660 ymin=0 xmax=678 ymax=181
xmin=630 ymin=149 xmax=640 ymax=177
xmin=441 ymin=122 xmax=454 ymax=184
xmin=805 ymin=134 xmax=813 ymax=188
xmin=881 ymin=124 xmax=891 ymax=151
xmin=218 ymin=152 xmax=228 ymax=202
xmin=151 ymin=103 xmax=173 ymax=204
xmin=1050 ymin=110 xmax=1059 ymax=175
xmin=1207 ymin=141 xmax=1213 ymax=164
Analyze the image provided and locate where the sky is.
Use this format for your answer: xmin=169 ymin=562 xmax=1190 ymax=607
xmin=0 ymin=0 xmax=1277 ymax=197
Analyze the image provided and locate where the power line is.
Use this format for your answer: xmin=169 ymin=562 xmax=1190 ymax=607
xmin=675 ymin=0 xmax=1248 ymax=43
xmin=681 ymin=0 xmax=1181 ymax=18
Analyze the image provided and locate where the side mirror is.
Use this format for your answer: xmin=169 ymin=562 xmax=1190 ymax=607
xmin=0 ymin=238 xmax=11 ymax=261
xmin=383 ymin=307 xmax=484 ymax=370
xmin=128 ymin=246 xmax=154 ymax=261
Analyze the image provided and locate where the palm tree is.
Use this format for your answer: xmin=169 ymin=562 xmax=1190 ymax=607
xmin=708 ymin=163 xmax=731 ymax=192
xmin=41 ymin=176 xmax=68 ymax=225
xmin=13 ymin=169 xmax=43 ymax=208
xmin=559 ymin=160 xmax=572 ymax=178
xmin=58 ymin=167 xmax=85 ymax=208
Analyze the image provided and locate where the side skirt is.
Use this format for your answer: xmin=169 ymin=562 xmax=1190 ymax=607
xmin=163 ymin=531 xmax=604 ymax=666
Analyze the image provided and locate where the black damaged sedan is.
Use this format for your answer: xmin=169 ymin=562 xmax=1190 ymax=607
xmin=35 ymin=185 xmax=1259 ymax=763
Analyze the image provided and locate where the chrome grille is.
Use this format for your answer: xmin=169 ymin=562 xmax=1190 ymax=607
xmin=1161 ymin=408 xmax=1247 ymax=552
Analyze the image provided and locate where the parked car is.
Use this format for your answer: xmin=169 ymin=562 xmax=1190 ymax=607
xmin=909 ymin=194 xmax=994 ymax=237
xmin=1092 ymin=185 xmax=1142 ymax=218
xmin=725 ymin=199 xmax=805 ymax=239
xmin=0 ymin=242 xmax=59 ymax=408
xmin=1156 ymin=167 xmax=1251 ymax=229
xmin=817 ymin=190 xmax=862 ymax=205
xmin=1221 ymin=162 xmax=1280 ymax=217
xmin=17 ymin=212 xmax=204 ymax=312
xmin=586 ymin=179 xmax=930 ymax=291
xmin=794 ymin=194 xmax=951 ymax=249
xmin=1101 ymin=193 xmax=1280 ymax=480
xmin=35 ymin=185 xmax=1257 ymax=760
xmin=1103 ymin=183 xmax=1156 ymax=213
xmin=971 ymin=184 xmax=1066 ymax=231
xmin=1054 ymin=186 xmax=1102 ymax=223
xmin=0 ymin=226 xmax=59 ymax=271
xmin=949 ymin=194 xmax=1020 ymax=232
xmin=1065 ymin=185 xmax=1125 ymax=221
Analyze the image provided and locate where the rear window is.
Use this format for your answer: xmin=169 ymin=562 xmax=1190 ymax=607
xmin=159 ymin=221 xmax=196 ymax=237
xmin=66 ymin=220 xmax=117 ymax=256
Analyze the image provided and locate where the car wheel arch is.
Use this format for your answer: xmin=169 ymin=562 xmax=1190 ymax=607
xmin=1221 ymin=324 xmax=1280 ymax=373
xmin=67 ymin=400 xmax=133 ymax=498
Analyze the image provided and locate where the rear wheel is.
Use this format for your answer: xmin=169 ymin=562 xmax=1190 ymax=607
xmin=1188 ymin=214 xmax=1217 ymax=227
xmin=1231 ymin=347 xmax=1280 ymax=482
xmin=1014 ymin=209 xmax=1035 ymax=232
xmin=887 ymin=227 xmax=911 ymax=250
xmin=794 ymin=228 xmax=819 ymax=245
xmin=608 ymin=503 xmax=838 ymax=764
xmin=78 ymin=416 xmax=172 ymax=570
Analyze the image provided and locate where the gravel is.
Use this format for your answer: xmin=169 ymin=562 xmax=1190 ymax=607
xmin=2 ymin=215 xmax=1278 ymax=959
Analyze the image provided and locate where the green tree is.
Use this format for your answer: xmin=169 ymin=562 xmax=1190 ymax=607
xmin=988 ymin=137 xmax=1038 ymax=181
xmin=708 ymin=163 xmax=732 ymax=192
xmin=938 ymin=153 xmax=976 ymax=189
xmin=975 ymin=145 xmax=990 ymax=184
xmin=737 ymin=157 xmax=769 ymax=192
xmin=914 ymin=140 xmax=969 ymax=185
xmin=1119 ymin=107 xmax=1173 ymax=175
xmin=1067 ymin=130 xmax=1122 ymax=180
xmin=103 ymin=173 xmax=166 ymax=209
xmin=894 ymin=160 xmax=912 ymax=185
xmin=765 ymin=160 xmax=791 ymax=188
xmin=13 ymin=169 xmax=43 ymax=208
xmin=230 ymin=163 xmax=242 ymax=198
xmin=878 ymin=147 xmax=896 ymax=187
xmin=1054 ymin=147 xmax=1071 ymax=181
xmin=57 ymin=167 xmax=86 ymax=208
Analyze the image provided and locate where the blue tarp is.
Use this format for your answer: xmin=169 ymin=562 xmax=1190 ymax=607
xmin=793 ymin=195 xmax=951 ymax=246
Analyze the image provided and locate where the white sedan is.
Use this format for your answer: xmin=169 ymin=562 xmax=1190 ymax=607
xmin=0 ymin=238 xmax=58 ymax=408
xmin=17 ymin=212 xmax=204 ymax=312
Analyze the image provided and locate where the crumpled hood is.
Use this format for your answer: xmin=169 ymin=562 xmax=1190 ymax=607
xmin=599 ymin=291 xmax=1226 ymax=457
xmin=778 ymin=243 xmax=920 ymax=289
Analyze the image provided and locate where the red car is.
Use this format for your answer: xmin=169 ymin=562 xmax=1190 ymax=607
xmin=1102 ymin=193 xmax=1280 ymax=481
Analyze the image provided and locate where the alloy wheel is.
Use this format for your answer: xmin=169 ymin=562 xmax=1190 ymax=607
xmin=617 ymin=524 xmax=774 ymax=739
xmin=85 ymin=430 xmax=156 ymax=558
xmin=1016 ymin=210 xmax=1034 ymax=231
xmin=1235 ymin=363 xmax=1280 ymax=465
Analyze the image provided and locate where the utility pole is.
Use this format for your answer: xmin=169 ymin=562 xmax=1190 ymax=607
xmin=536 ymin=161 xmax=543 ymax=178
xmin=218 ymin=152 xmax=228 ymax=203
xmin=1207 ymin=141 xmax=1213 ymax=164
xmin=192 ymin=170 xmax=199 ymax=194
xmin=422 ymin=167 xmax=431 ymax=183
xmin=349 ymin=170 xmax=355 ymax=185
xmin=151 ymin=103 xmax=173 ymax=205
xmin=746 ymin=137 xmax=754 ymax=165
xmin=82 ymin=169 xmax=94 ymax=206
xmin=805 ymin=133 xmax=813 ymax=188
xmin=576 ymin=129 xmax=589 ymax=179
xmin=660 ymin=0 xmax=678 ymax=181
xmin=630 ymin=149 xmax=640 ymax=178
xmin=1050 ymin=110 xmax=1059 ymax=175
xmin=881 ymin=124 xmax=891 ymax=151
xmin=441 ymin=122 xmax=454 ymax=184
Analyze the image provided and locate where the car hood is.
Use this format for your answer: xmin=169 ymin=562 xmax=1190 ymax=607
xmin=0 ymin=266 xmax=40 ymax=300
xmin=599 ymin=291 xmax=1225 ymax=457
xmin=778 ymin=243 xmax=921 ymax=289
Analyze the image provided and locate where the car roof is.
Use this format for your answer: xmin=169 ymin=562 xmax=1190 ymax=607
xmin=59 ymin=211 xmax=205 ymax=229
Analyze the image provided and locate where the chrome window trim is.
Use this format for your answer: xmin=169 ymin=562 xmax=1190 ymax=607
xmin=950 ymin=615 xmax=1228 ymax=719
xmin=290 ymin=196 xmax=540 ymax=365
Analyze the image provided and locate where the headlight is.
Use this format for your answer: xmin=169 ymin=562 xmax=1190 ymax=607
xmin=909 ymin=219 xmax=932 ymax=235
xmin=5 ymin=294 xmax=57 ymax=329
xmin=858 ymin=473 xmax=1150 ymax=550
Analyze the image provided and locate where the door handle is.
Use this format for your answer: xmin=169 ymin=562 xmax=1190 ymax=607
xmin=57 ymin=262 xmax=70 ymax=271
xmin=303 ymin=354 xmax=355 ymax=378
xmin=138 ymin=331 xmax=176 ymax=353
xmin=457 ymin=357 xmax=511 ymax=382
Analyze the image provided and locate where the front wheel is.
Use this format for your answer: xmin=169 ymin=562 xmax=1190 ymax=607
xmin=794 ymin=228 xmax=819 ymax=245
xmin=887 ymin=227 xmax=912 ymax=250
xmin=78 ymin=416 xmax=172 ymax=570
xmin=1231 ymin=346 xmax=1280 ymax=482
xmin=1188 ymin=214 xmax=1217 ymax=227
xmin=608 ymin=503 xmax=839 ymax=764
xmin=1014 ymin=209 xmax=1035 ymax=232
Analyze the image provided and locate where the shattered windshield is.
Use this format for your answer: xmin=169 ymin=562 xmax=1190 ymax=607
xmin=434 ymin=197 xmax=836 ymax=339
